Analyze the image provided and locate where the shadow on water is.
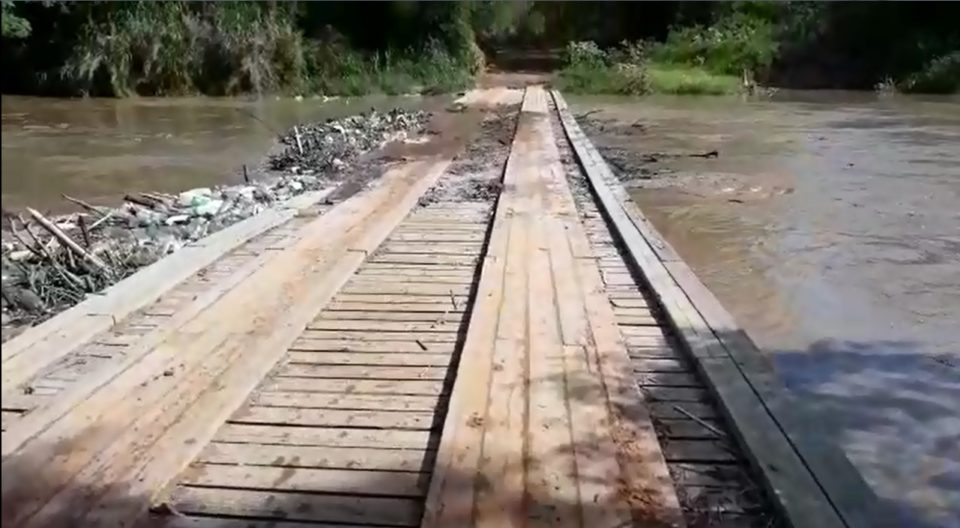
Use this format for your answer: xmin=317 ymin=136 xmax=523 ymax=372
xmin=772 ymin=338 xmax=960 ymax=527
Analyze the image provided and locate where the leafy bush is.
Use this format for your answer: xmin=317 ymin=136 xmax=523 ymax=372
xmin=565 ymin=40 xmax=607 ymax=67
xmin=898 ymin=51 xmax=960 ymax=94
xmin=650 ymin=12 xmax=778 ymax=76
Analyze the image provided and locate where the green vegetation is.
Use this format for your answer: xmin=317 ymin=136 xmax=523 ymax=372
xmin=553 ymin=2 xmax=957 ymax=96
xmin=2 ymin=1 xmax=482 ymax=97
xmin=556 ymin=41 xmax=740 ymax=96
xmin=648 ymin=65 xmax=740 ymax=95
xmin=2 ymin=1 xmax=957 ymax=97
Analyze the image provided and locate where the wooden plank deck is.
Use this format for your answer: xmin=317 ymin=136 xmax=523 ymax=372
xmin=423 ymin=86 xmax=683 ymax=528
xmin=155 ymin=206 xmax=494 ymax=527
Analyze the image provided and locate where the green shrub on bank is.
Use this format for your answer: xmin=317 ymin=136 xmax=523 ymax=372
xmin=306 ymin=39 xmax=471 ymax=96
xmin=649 ymin=12 xmax=778 ymax=77
xmin=556 ymin=40 xmax=740 ymax=96
xmin=648 ymin=64 xmax=740 ymax=95
xmin=898 ymin=51 xmax=960 ymax=94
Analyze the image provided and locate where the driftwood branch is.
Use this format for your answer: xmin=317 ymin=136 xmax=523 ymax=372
xmin=61 ymin=194 xmax=106 ymax=218
xmin=294 ymin=126 xmax=304 ymax=154
xmin=78 ymin=215 xmax=91 ymax=248
xmin=8 ymin=218 xmax=45 ymax=259
xmin=26 ymin=207 xmax=112 ymax=275
xmin=89 ymin=209 xmax=116 ymax=230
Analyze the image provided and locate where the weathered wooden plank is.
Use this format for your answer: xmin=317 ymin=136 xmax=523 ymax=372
xmin=278 ymin=364 xmax=449 ymax=380
xmin=254 ymin=391 xmax=445 ymax=412
xmin=159 ymin=516 xmax=380 ymax=528
xmin=168 ymin=486 xmax=422 ymax=526
xmin=551 ymin=126 xmax=683 ymax=525
xmin=332 ymin=293 xmax=470 ymax=306
xmin=196 ymin=441 xmax=433 ymax=472
xmin=369 ymin=254 xmax=478 ymax=266
xmin=663 ymin=440 xmax=738 ymax=463
xmin=315 ymin=311 xmax=461 ymax=323
xmin=643 ymin=386 xmax=710 ymax=403
xmin=181 ymin=463 xmax=425 ymax=497
xmin=378 ymin=244 xmax=482 ymax=255
xmin=635 ymin=372 xmax=701 ymax=387
xmin=306 ymin=319 xmax=461 ymax=333
xmin=615 ymin=314 xmax=660 ymax=326
xmin=286 ymin=351 xmax=452 ymax=367
xmin=340 ymin=283 xmax=472 ymax=296
xmin=299 ymin=330 xmax=459 ymax=342
xmin=263 ymin=378 xmax=446 ymax=396
xmin=324 ymin=302 xmax=464 ymax=314
xmin=390 ymin=232 xmax=485 ymax=242
xmin=361 ymin=262 xmax=477 ymax=271
xmin=215 ymin=424 xmax=433 ymax=450
xmin=350 ymin=274 xmax=476 ymax=285
xmin=289 ymin=338 xmax=456 ymax=354
xmin=422 ymin=88 xmax=518 ymax=528
xmin=473 ymin=164 xmax=529 ymax=525
xmin=525 ymin=209 xmax=579 ymax=527
xmin=230 ymin=406 xmax=436 ymax=430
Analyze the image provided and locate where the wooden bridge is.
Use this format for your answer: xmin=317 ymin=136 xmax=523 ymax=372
xmin=2 ymin=87 xmax=877 ymax=528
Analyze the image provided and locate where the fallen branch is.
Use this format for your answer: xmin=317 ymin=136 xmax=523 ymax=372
xmin=89 ymin=209 xmax=116 ymax=230
xmin=21 ymin=218 xmax=87 ymax=291
xmin=294 ymin=126 xmax=304 ymax=154
xmin=124 ymin=194 xmax=159 ymax=210
xmin=78 ymin=215 xmax=91 ymax=248
xmin=62 ymin=194 xmax=106 ymax=217
xmin=576 ymin=109 xmax=601 ymax=120
xmin=673 ymin=404 xmax=727 ymax=439
xmin=26 ymin=207 xmax=112 ymax=275
xmin=8 ymin=218 xmax=45 ymax=259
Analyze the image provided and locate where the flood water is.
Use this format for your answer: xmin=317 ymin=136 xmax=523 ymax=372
xmin=1 ymin=94 xmax=434 ymax=211
xmin=572 ymin=92 xmax=960 ymax=526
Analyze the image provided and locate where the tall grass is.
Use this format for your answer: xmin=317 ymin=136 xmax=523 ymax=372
xmin=647 ymin=64 xmax=740 ymax=95
xmin=62 ymin=3 xmax=306 ymax=96
xmin=58 ymin=2 xmax=473 ymax=97
xmin=555 ymin=40 xmax=740 ymax=96
xmin=307 ymin=40 xmax=472 ymax=96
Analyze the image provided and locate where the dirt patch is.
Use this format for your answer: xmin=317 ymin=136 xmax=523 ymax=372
xmin=418 ymin=104 xmax=519 ymax=206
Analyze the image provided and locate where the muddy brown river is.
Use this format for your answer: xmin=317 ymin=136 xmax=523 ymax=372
xmin=1 ymin=91 xmax=958 ymax=525
xmin=572 ymin=92 xmax=960 ymax=527
xmin=1 ymin=94 xmax=436 ymax=211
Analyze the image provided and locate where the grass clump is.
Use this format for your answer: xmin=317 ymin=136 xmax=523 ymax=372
xmin=308 ymin=41 xmax=472 ymax=96
xmin=647 ymin=64 xmax=740 ymax=95
xmin=555 ymin=40 xmax=740 ymax=96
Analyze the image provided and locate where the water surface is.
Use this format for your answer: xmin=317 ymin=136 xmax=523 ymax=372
xmin=1 ymin=94 xmax=432 ymax=211
xmin=572 ymin=91 xmax=960 ymax=526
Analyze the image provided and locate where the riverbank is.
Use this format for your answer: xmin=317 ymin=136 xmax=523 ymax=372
xmin=1 ymin=106 xmax=432 ymax=340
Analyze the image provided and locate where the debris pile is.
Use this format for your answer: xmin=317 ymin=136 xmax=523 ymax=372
xmin=269 ymin=108 xmax=430 ymax=175
xmin=2 ymin=108 xmax=430 ymax=338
